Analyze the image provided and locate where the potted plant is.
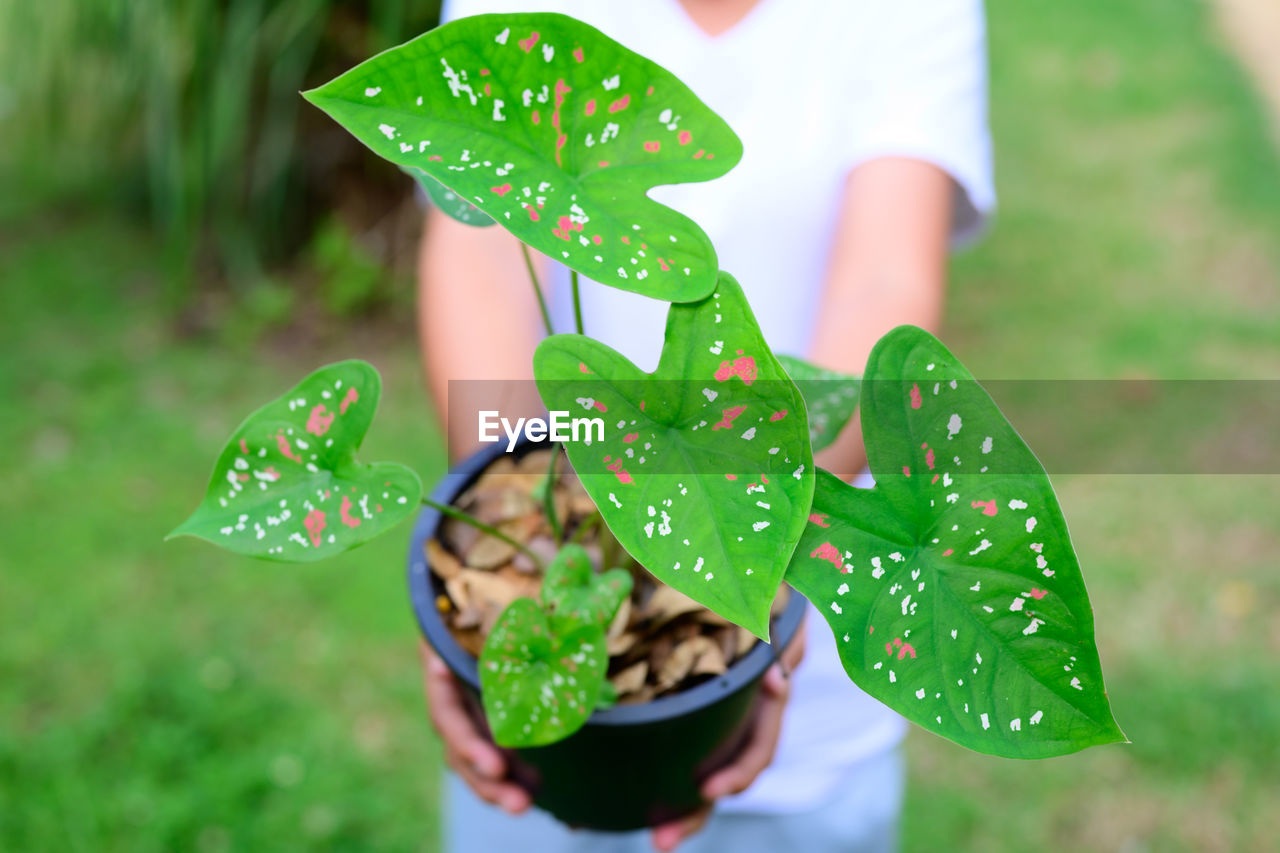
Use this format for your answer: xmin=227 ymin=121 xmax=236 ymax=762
xmin=170 ymin=10 xmax=1125 ymax=833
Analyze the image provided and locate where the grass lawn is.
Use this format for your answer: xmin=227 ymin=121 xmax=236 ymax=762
xmin=3 ymin=0 xmax=1279 ymax=850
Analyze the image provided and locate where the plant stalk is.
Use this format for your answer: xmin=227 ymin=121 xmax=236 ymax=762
xmin=520 ymin=242 xmax=555 ymax=337
xmin=570 ymin=269 xmax=584 ymax=335
xmin=421 ymin=496 xmax=544 ymax=569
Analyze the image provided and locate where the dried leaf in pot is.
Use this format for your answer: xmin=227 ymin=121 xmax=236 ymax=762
xmin=607 ymin=631 xmax=638 ymax=657
xmin=463 ymin=514 xmax=541 ymax=569
xmin=512 ymin=535 xmax=559 ymax=573
xmin=640 ymin=584 xmax=704 ymax=626
xmin=426 ymin=538 xmax=464 ymax=581
xmin=690 ymin=636 xmax=727 ymax=676
xmin=610 ymin=660 xmax=649 ymax=696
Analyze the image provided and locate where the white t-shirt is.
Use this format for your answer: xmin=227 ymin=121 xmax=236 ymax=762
xmin=441 ymin=0 xmax=995 ymax=813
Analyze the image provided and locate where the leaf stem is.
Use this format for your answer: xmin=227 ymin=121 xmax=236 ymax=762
xmin=421 ymin=496 xmax=544 ymax=569
xmin=520 ymin=243 xmax=555 ymax=337
xmin=570 ymin=269 xmax=584 ymax=335
xmin=542 ymin=444 xmax=564 ymax=542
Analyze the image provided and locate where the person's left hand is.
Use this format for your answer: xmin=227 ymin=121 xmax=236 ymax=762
xmin=649 ymin=616 xmax=807 ymax=852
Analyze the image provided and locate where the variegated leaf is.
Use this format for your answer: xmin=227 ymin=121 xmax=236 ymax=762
xmin=169 ymin=361 xmax=421 ymax=561
xmin=785 ymin=327 xmax=1124 ymax=758
xmin=541 ymin=543 xmax=633 ymax=627
xmin=533 ymin=273 xmax=813 ymax=639
xmin=776 ymin=354 xmax=861 ymax=452
xmin=304 ymin=12 xmax=741 ymax=301
xmin=479 ymin=598 xmax=607 ymax=747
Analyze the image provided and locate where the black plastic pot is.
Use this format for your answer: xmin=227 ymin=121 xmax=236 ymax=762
xmin=406 ymin=439 xmax=806 ymax=831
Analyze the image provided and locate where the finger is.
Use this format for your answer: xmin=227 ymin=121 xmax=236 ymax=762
xmin=701 ymin=666 xmax=790 ymax=799
xmin=446 ymin=750 xmax=532 ymax=815
xmin=420 ymin=641 xmax=505 ymax=780
xmin=650 ymin=805 xmax=711 ymax=852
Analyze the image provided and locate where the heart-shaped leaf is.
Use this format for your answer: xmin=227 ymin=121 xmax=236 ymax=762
xmin=303 ymin=12 xmax=741 ymax=301
xmin=405 ymin=166 xmax=496 ymax=227
xmin=169 ymin=361 xmax=422 ymax=561
xmin=541 ymin=543 xmax=632 ymax=626
xmin=479 ymin=597 xmax=607 ymax=747
xmin=533 ymin=273 xmax=814 ymax=638
xmin=784 ymin=327 xmax=1124 ymax=758
xmin=776 ymin=355 xmax=861 ymax=452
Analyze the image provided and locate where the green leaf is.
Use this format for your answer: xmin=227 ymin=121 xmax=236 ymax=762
xmin=303 ymin=12 xmax=741 ymax=302
xmin=541 ymin=543 xmax=632 ymax=627
xmin=776 ymin=354 xmax=861 ymax=453
xmin=168 ymin=361 xmax=422 ymax=561
xmin=479 ymin=598 xmax=607 ymax=747
xmin=533 ymin=273 xmax=814 ymax=638
xmin=405 ymin=166 xmax=496 ymax=227
xmin=785 ymin=327 xmax=1125 ymax=758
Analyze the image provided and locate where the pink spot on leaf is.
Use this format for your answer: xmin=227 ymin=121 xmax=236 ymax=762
xmin=491 ymin=183 xmax=512 ymax=196
xmin=809 ymin=513 xmax=831 ymax=527
xmin=275 ymin=433 xmax=303 ymax=463
xmin=623 ymin=433 xmax=639 ymax=443
xmin=678 ymin=130 xmax=692 ymax=145
xmin=531 ymin=109 xmax=540 ymax=124
xmin=239 ymin=439 xmax=249 ymax=454
xmin=725 ymin=474 xmax=738 ymax=481
xmin=592 ymin=400 xmax=607 ymax=412
xmin=693 ymin=149 xmax=705 ymax=159
xmin=711 ymin=405 xmax=747 ymax=431
xmin=643 ymin=140 xmax=660 ymax=152
xmin=971 ymin=499 xmax=998 ymax=516
xmin=1028 ymin=588 xmax=1048 ymax=599
xmin=608 ymin=95 xmax=630 ymax=113
xmin=573 ymin=46 xmax=584 ymax=62
xmin=604 ymin=456 xmax=633 ymax=485
xmin=578 ymin=362 xmax=592 ymax=373
xmin=303 ymin=510 xmax=326 ymax=547
xmin=942 ymin=548 xmax=954 ymax=556
xmin=925 ymin=448 xmax=936 ymax=470
xmin=770 ymin=409 xmax=788 ymax=422
xmin=306 ymin=404 xmax=334 ymax=436
xmin=552 ymin=215 xmax=584 ymax=241
xmin=518 ymin=31 xmax=540 ymax=52
xmin=810 ymin=542 xmax=845 ymax=572
xmin=910 ymin=383 xmax=923 ymax=409
xmin=592 ymin=234 xmax=603 ymax=245
xmin=714 ymin=356 xmax=757 ymax=385
xmin=584 ymin=99 xmax=596 ymax=116
xmin=339 ymin=495 xmax=361 ymax=528
xmin=340 ymin=387 xmax=359 ymax=415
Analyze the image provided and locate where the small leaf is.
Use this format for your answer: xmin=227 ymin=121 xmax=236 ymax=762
xmin=169 ymin=361 xmax=422 ymax=561
xmin=534 ymin=273 xmax=814 ymax=638
xmin=541 ymin=543 xmax=632 ymax=627
xmin=785 ymin=327 xmax=1125 ymax=758
xmin=405 ymin=166 xmax=496 ymax=227
xmin=303 ymin=12 xmax=741 ymax=301
xmin=776 ymin=355 xmax=861 ymax=453
xmin=479 ymin=598 xmax=607 ymax=747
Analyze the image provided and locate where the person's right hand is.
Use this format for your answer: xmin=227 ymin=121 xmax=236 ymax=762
xmin=420 ymin=640 xmax=532 ymax=815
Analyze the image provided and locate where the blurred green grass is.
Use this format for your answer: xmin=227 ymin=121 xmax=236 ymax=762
xmin=2 ymin=0 xmax=1279 ymax=850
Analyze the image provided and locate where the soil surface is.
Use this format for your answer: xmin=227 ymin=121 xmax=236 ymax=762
xmin=428 ymin=447 xmax=788 ymax=704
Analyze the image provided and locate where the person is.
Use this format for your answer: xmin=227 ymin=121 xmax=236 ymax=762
xmin=416 ymin=0 xmax=995 ymax=850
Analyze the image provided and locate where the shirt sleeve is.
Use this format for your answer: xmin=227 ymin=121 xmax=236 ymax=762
xmin=844 ymin=0 xmax=996 ymax=246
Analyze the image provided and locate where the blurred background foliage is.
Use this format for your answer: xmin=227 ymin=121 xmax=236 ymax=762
xmin=0 ymin=0 xmax=441 ymax=321
xmin=2 ymin=0 xmax=1280 ymax=850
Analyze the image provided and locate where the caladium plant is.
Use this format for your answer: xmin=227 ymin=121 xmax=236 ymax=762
xmin=173 ymin=11 xmax=1124 ymax=757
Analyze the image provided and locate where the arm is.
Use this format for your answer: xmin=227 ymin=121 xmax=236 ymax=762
xmin=809 ymin=157 xmax=955 ymax=480
xmin=418 ymin=207 xmax=550 ymax=461
xmin=416 ymin=208 xmax=549 ymax=815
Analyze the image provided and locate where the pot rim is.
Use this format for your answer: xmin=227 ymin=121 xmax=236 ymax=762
xmin=407 ymin=438 xmax=807 ymax=728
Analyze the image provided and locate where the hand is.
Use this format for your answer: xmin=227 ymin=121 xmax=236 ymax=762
xmin=419 ymin=640 xmax=532 ymax=815
xmin=649 ymin=618 xmax=807 ymax=852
